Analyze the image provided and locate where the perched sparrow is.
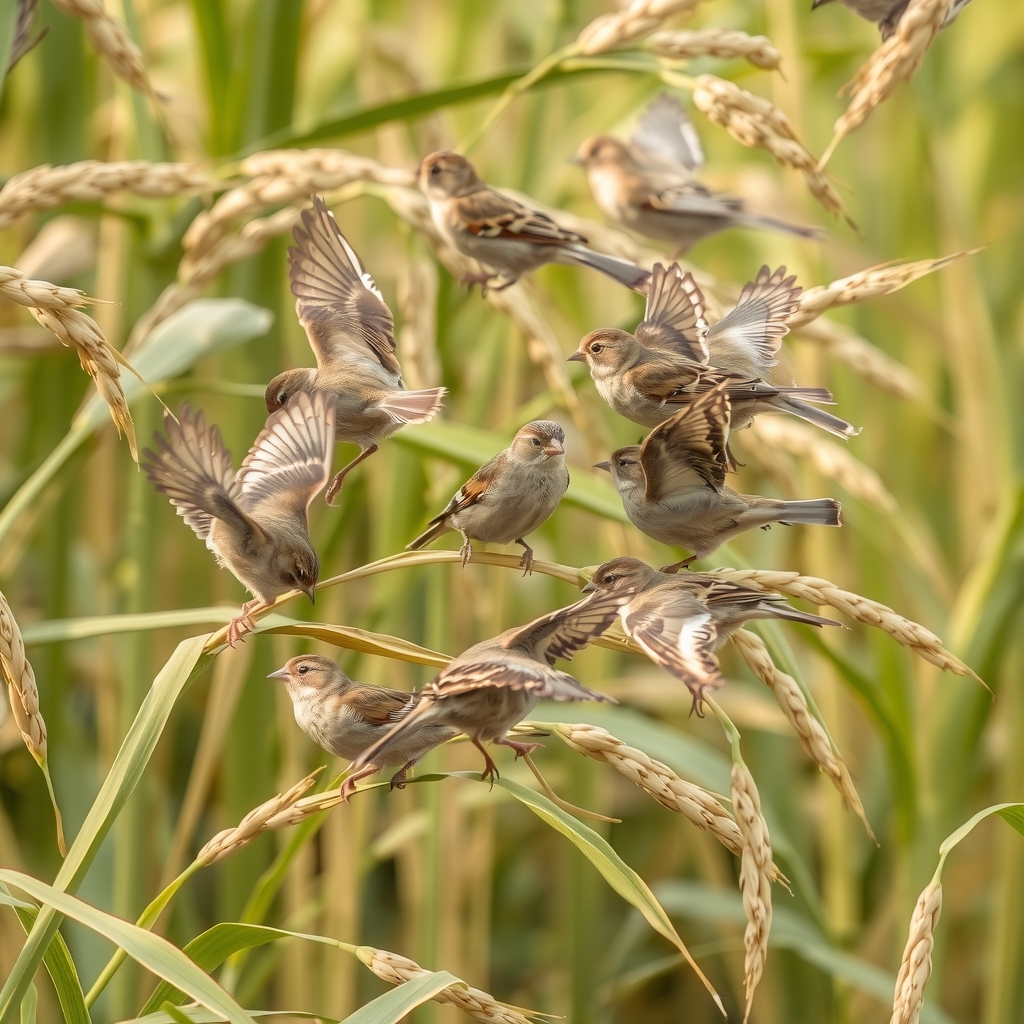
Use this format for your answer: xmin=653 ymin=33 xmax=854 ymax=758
xmin=418 ymin=151 xmax=650 ymax=293
xmin=143 ymin=392 xmax=334 ymax=644
xmin=268 ymin=655 xmax=458 ymax=800
xmin=574 ymin=94 xmax=822 ymax=252
xmin=583 ymin=557 xmax=841 ymax=711
xmin=407 ymin=420 xmax=570 ymax=575
xmin=569 ymin=262 xmax=859 ymax=441
xmin=596 ymin=383 xmax=841 ymax=569
xmin=266 ymin=196 xmax=447 ymax=504
xmin=811 ymin=0 xmax=972 ymax=39
xmin=350 ymin=586 xmax=636 ymax=783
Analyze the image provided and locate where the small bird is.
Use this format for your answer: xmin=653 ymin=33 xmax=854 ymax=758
xmin=418 ymin=150 xmax=651 ymax=293
xmin=266 ymin=196 xmax=447 ymax=505
xmin=574 ymin=94 xmax=822 ymax=252
xmin=142 ymin=392 xmax=334 ymax=644
xmin=596 ymin=383 xmax=842 ymax=569
xmin=811 ymin=0 xmax=972 ymax=40
xmin=349 ymin=586 xmax=636 ymax=783
xmin=569 ymin=262 xmax=859 ymax=441
xmin=268 ymin=655 xmax=459 ymax=800
xmin=582 ymin=556 xmax=841 ymax=712
xmin=407 ymin=420 xmax=570 ymax=575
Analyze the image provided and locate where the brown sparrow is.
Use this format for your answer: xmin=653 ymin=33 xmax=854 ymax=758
xmin=583 ymin=557 xmax=841 ymax=712
xmin=142 ymin=392 xmax=334 ymax=644
xmin=349 ymin=586 xmax=637 ymax=783
xmin=811 ymin=0 xmax=972 ymax=39
xmin=266 ymin=196 xmax=447 ymax=504
xmin=574 ymin=94 xmax=822 ymax=252
xmin=407 ymin=420 xmax=569 ymax=575
xmin=569 ymin=263 xmax=859 ymax=441
xmin=596 ymin=383 xmax=841 ymax=569
xmin=418 ymin=151 xmax=650 ymax=293
xmin=268 ymin=655 xmax=459 ymax=800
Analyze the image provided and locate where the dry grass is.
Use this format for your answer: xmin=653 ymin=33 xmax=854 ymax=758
xmin=649 ymin=29 xmax=781 ymax=70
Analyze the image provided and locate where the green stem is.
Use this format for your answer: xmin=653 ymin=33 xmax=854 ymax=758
xmin=704 ymin=696 xmax=742 ymax=763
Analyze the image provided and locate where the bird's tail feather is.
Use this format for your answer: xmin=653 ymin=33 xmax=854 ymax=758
xmin=349 ymin=701 xmax=433 ymax=773
xmin=407 ymin=518 xmax=451 ymax=551
xmin=776 ymin=397 xmax=861 ymax=438
xmin=739 ymin=214 xmax=825 ymax=241
xmin=381 ymin=387 xmax=447 ymax=424
xmin=764 ymin=603 xmax=843 ymax=629
xmin=777 ymin=498 xmax=842 ymax=527
xmin=563 ymin=246 xmax=651 ymax=293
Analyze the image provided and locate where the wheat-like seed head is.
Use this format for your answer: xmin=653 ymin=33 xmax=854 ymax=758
xmin=0 ymin=589 xmax=46 ymax=765
xmin=576 ymin=0 xmax=707 ymax=55
xmin=731 ymin=630 xmax=875 ymax=841
xmin=748 ymin=417 xmax=897 ymax=514
xmin=691 ymin=74 xmax=850 ymax=224
xmin=356 ymin=946 xmax=536 ymax=1024
xmin=821 ymin=0 xmax=951 ymax=166
xmin=709 ymin=568 xmax=978 ymax=681
xmin=789 ymin=252 xmax=971 ymax=328
xmin=49 ymin=0 xmax=154 ymax=97
xmin=649 ymin=29 xmax=781 ymax=70
xmin=730 ymin=760 xmax=772 ymax=1022
xmin=889 ymin=880 xmax=942 ymax=1024
xmin=0 ymin=161 xmax=211 ymax=229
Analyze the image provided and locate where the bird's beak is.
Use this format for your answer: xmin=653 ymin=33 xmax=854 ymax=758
xmin=543 ymin=440 xmax=565 ymax=457
xmin=581 ymin=579 xmax=597 ymax=593
xmin=594 ymin=461 xmax=611 ymax=473
xmin=267 ymin=667 xmax=290 ymax=681
xmin=303 ymin=585 xmax=316 ymax=604
xmin=566 ymin=350 xmax=586 ymax=363
xmin=810 ymin=0 xmax=833 ymax=8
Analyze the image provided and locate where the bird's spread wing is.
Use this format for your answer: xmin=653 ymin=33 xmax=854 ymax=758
xmin=635 ymin=263 xmax=709 ymax=362
xmin=426 ymin=454 xmax=504 ymax=525
xmin=708 ymin=265 xmax=801 ymax=371
xmin=641 ymin=382 xmax=731 ymax=501
xmin=646 ymin=178 xmax=744 ymax=216
xmin=142 ymin=405 xmax=261 ymax=544
xmin=456 ymin=188 xmax=588 ymax=247
xmin=623 ymin=593 xmax=724 ymax=704
xmin=429 ymin=655 xmax=611 ymax=703
xmin=504 ymin=587 xmax=634 ymax=666
xmin=631 ymin=92 xmax=704 ymax=172
xmin=289 ymin=196 xmax=401 ymax=376
xmin=344 ymin=686 xmax=417 ymax=725
xmin=238 ymin=391 xmax=335 ymax=518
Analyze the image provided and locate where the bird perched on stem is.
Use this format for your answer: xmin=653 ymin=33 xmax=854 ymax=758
xmin=350 ymin=586 xmax=636 ymax=784
xmin=268 ymin=655 xmax=458 ymax=801
xmin=266 ymin=196 xmax=447 ymax=505
xmin=142 ymin=392 xmax=334 ymax=645
xmin=583 ymin=557 xmax=841 ymax=713
xmin=407 ymin=420 xmax=570 ymax=575
xmin=811 ymin=0 xmax=972 ymax=40
xmin=569 ymin=262 xmax=859 ymax=442
xmin=596 ymin=383 xmax=841 ymax=569
xmin=574 ymin=93 xmax=822 ymax=252
xmin=418 ymin=150 xmax=651 ymax=293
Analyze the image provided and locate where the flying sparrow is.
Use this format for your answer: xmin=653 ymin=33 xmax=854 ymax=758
xmin=268 ymin=655 xmax=459 ymax=800
xmin=407 ymin=420 xmax=570 ymax=575
xmin=574 ymin=93 xmax=822 ymax=252
xmin=569 ymin=262 xmax=859 ymax=441
xmin=418 ymin=150 xmax=651 ymax=293
xmin=596 ymin=383 xmax=842 ymax=569
xmin=811 ymin=0 xmax=972 ymax=39
xmin=582 ymin=556 xmax=841 ymax=712
xmin=349 ymin=586 xmax=636 ymax=783
xmin=266 ymin=196 xmax=447 ymax=505
xmin=142 ymin=392 xmax=334 ymax=644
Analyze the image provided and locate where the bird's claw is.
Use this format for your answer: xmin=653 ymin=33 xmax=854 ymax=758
xmin=460 ymin=542 xmax=473 ymax=567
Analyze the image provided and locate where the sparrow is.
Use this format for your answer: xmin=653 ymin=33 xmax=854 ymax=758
xmin=569 ymin=262 xmax=859 ymax=442
xmin=142 ymin=392 xmax=334 ymax=644
xmin=418 ymin=151 xmax=651 ymax=293
xmin=349 ymin=586 xmax=637 ymax=783
xmin=407 ymin=420 xmax=570 ymax=575
xmin=266 ymin=196 xmax=447 ymax=505
xmin=574 ymin=94 xmax=822 ymax=252
xmin=596 ymin=383 xmax=842 ymax=569
xmin=811 ymin=0 xmax=972 ymax=40
xmin=268 ymin=655 xmax=459 ymax=800
xmin=582 ymin=556 xmax=841 ymax=712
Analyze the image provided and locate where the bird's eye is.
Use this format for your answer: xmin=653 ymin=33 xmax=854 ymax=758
xmin=298 ymin=664 xmax=309 ymax=674
xmin=276 ymin=391 xmax=288 ymax=404
xmin=604 ymin=574 xmax=618 ymax=584
xmin=532 ymin=437 xmax=542 ymax=446
xmin=296 ymin=567 xmax=308 ymax=580
xmin=430 ymin=164 xmax=441 ymax=175
xmin=590 ymin=343 xmax=603 ymax=354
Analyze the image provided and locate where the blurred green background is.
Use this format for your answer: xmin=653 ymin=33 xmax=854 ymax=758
xmin=1 ymin=1 xmax=1023 ymax=1022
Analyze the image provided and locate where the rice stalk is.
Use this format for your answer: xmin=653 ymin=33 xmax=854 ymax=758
xmin=648 ymin=29 xmax=782 ymax=70
xmin=889 ymin=879 xmax=942 ymax=1024
xmin=576 ymin=0 xmax=708 ymax=55
xmin=730 ymin=630 xmax=875 ymax=840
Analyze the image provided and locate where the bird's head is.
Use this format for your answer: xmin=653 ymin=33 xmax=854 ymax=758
xmin=273 ymin=540 xmax=320 ymax=604
xmin=265 ymin=367 xmax=317 ymax=414
xmin=510 ymin=420 xmax=566 ymax=463
xmin=418 ymin=151 xmax=481 ymax=198
xmin=573 ymin=135 xmax=630 ymax=169
xmin=582 ymin=557 xmax=659 ymax=593
xmin=568 ymin=328 xmax=636 ymax=376
xmin=595 ymin=446 xmax=644 ymax=491
xmin=267 ymin=654 xmax=347 ymax=691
